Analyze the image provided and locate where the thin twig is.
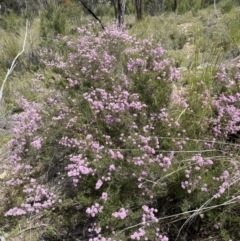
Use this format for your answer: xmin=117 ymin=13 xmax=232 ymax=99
xmin=11 ymin=224 xmax=48 ymax=237
xmin=176 ymin=107 xmax=188 ymax=122
xmin=115 ymin=198 xmax=238 ymax=237
xmin=110 ymin=149 xmax=217 ymax=153
xmin=156 ymin=136 xmax=240 ymax=147
xmin=176 ymin=194 xmax=240 ymax=240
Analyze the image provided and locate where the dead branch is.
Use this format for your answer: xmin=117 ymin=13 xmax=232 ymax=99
xmin=0 ymin=20 xmax=29 ymax=103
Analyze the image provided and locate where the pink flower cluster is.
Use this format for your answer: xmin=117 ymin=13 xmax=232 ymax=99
xmin=142 ymin=205 xmax=158 ymax=223
xmin=5 ymin=183 xmax=56 ymax=216
xmin=96 ymin=179 xmax=103 ymax=189
xmin=181 ymin=154 xmax=214 ymax=193
xmin=100 ymin=192 xmax=108 ymax=201
xmin=130 ymin=228 xmax=146 ymax=240
xmin=212 ymin=93 xmax=240 ymax=137
xmin=86 ymin=203 xmax=104 ymax=217
xmin=30 ymin=136 xmax=43 ymax=150
xmin=65 ymin=154 xmax=94 ymax=186
xmin=112 ymin=208 xmax=128 ymax=219
xmin=83 ymin=86 xmax=147 ymax=124
xmin=8 ymin=97 xmax=42 ymax=168
xmin=214 ymin=170 xmax=230 ymax=198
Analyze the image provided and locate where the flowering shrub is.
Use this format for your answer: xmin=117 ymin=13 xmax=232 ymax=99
xmin=4 ymin=23 xmax=240 ymax=240
xmin=211 ymin=66 xmax=240 ymax=140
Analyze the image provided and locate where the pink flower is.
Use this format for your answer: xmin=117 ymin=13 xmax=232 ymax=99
xmin=100 ymin=192 xmax=108 ymax=201
xmin=95 ymin=179 xmax=103 ymax=189
xmin=30 ymin=136 xmax=43 ymax=150
xmin=86 ymin=203 xmax=103 ymax=217
xmin=112 ymin=208 xmax=128 ymax=219
xmin=130 ymin=228 xmax=146 ymax=240
xmin=109 ymin=164 xmax=116 ymax=171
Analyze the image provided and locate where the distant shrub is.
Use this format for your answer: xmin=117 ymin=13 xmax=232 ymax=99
xmin=0 ymin=34 xmax=21 ymax=70
xmin=62 ymin=0 xmax=83 ymax=26
xmin=40 ymin=1 xmax=66 ymax=39
xmin=0 ymin=11 xmax=24 ymax=34
xmin=146 ymin=0 xmax=165 ymax=16
xmin=95 ymin=4 xmax=114 ymax=18
xmin=219 ymin=0 xmax=235 ymax=13
xmin=125 ymin=1 xmax=136 ymax=15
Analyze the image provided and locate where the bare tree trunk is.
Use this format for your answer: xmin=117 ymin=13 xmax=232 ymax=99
xmin=173 ymin=0 xmax=177 ymax=12
xmin=117 ymin=0 xmax=125 ymax=27
xmin=111 ymin=0 xmax=118 ymax=20
xmin=214 ymin=0 xmax=217 ymax=13
xmin=162 ymin=0 xmax=165 ymax=12
xmin=135 ymin=0 xmax=143 ymax=20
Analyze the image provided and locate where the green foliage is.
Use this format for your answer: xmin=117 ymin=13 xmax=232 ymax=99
xmin=130 ymin=15 xmax=188 ymax=51
xmin=177 ymin=0 xmax=202 ymax=14
xmin=0 ymin=34 xmax=20 ymax=70
xmin=191 ymin=0 xmax=202 ymax=14
xmin=0 ymin=0 xmax=46 ymax=15
xmin=223 ymin=8 xmax=240 ymax=46
xmin=0 ymin=11 xmax=24 ymax=34
xmin=62 ymin=0 xmax=82 ymax=24
xmin=164 ymin=0 xmax=176 ymax=12
xmin=219 ymin=0 xmax=235 ymax=13
xmin=0 ymin=0 xmax=23 ymax=14
xmin=40 ymin=1 xmax=66 ymax=39
xmin=125 ymin=0 xmax=136 ymax=15
xmin=177 ymin=0 xmax=189 ymax=14
xmin=146 ymin=0 xmax=162 ymax=16
xmin=95 ymin=4 xmax=114 ymax=18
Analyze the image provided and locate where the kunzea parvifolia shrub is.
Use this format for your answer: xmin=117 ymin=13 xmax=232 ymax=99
xmin=4 ymin=23 xmax=240 ymax=240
